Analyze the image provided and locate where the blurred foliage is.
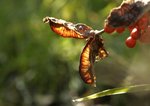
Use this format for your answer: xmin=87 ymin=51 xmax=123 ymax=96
xmin=73 ymin=84 xmax=150 ymax=102
xmin=0 ymin=0 xmax=150 ymax=106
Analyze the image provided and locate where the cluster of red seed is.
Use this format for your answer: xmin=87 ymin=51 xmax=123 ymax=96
xmin=104 ymin=13 xmax=150 ymax=48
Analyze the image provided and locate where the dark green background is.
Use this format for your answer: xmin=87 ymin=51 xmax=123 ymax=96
xmin=0 ymin=0 xmax=150 ymax=106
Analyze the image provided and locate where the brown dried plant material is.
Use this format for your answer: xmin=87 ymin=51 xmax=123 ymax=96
xmin=79 ymin=35 xmax=108 ymax=86
xmin=43 ymin=17 xmax=108 ymax=86
xmin=43 ymin=17 xmax=93 ymax=39
xmin=105 ymin=0 xmax=150 ymax=28
xmin=79 ymin=38 xmax=95 ymax=86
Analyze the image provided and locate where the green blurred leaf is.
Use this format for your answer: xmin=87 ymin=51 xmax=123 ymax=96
xmin=73 ymin=84 xmax=150 ymax=102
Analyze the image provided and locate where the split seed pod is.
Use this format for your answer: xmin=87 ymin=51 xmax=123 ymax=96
xmin=105 ymin=0 xmax=150 ymax=28
xmin=43 ymin=17 xmax=93 ymax=39
xmin=43 ymin=17 xmax=108 ymax=86
xmin=79 ymin=35 xmax=108 ymax=86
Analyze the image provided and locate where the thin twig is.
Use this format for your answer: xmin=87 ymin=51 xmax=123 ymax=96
xmin=94 ymin=29 xmax=105 ymax=36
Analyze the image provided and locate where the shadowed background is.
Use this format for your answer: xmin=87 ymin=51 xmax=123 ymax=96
xmin=0 ymin=0 xmax=150 ymax=106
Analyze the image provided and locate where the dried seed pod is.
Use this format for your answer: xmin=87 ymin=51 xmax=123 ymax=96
xmin=105 ymin=0 xmax=150 ymax=28
xmin=91 ymin=35 xmax=108 ymax=61
xmin=79 ymin=38 xmax=96 ymax=86
xmin=43 ymin=17 xmax=109 ymax=86
xmin=79 ymin=35 xmax=108 ymax=86
xmin=43 ymin=17 xmax=93 ymax=39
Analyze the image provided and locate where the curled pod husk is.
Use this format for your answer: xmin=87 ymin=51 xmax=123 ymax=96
xmin=79 ymin=35 xmax=108 ymax=86
xmin=105 ymin=0 xmax=150 ymax=28
xmin=43 ymin=17 xmax=93 ymax=39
